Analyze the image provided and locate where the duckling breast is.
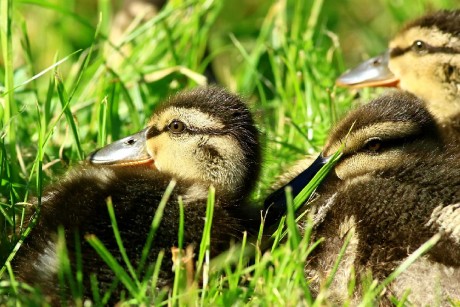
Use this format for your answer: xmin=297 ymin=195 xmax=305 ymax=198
xmin=305 ymin=151 xmax=460 ymax=304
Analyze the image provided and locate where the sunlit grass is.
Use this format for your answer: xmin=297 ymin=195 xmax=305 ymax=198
xmin=0 ymin=0 xmax=456 ymax=305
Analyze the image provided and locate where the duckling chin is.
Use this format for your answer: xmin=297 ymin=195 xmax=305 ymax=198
xmin=270 ymin=91 xmax=460 ymax=305
xmin=337 ymin=10 xmax=460 ymax=139
xmin=11 ymin=86 xmax=262 ymax=304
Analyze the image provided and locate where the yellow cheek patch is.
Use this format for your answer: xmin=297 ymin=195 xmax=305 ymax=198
xmin=334 ymin=150 xmax=404 ymax=180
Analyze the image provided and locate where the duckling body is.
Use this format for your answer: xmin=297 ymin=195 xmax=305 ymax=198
xmin=11 ymin=87 xmax=261 ymax=303
xmin=271 ymin=91 xmax=460 ymax=304
xmin=308 ymin=153 xmax=460 ymax=305
xmin=337 ymin=10 xmax=460 ymax=139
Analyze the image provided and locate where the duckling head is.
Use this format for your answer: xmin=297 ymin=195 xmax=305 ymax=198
xmin=265 ymin=90 xmax=443 ymax=215
xmin=89 ymin=87 xmax=261 ymax=199
xmin=337 ymin=10 xmax=460 ymax=122
xmin=323 ymin=90 xmax=442 ymax=180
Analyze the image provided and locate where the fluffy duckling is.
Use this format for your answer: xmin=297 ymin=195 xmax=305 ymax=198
xmin=337 ymin=9 xmax=460 ymax=138
xmin=273 ymin=91 xmax=460 ymax=305
xmin=11 ymin=87 xmax=261 ymax=303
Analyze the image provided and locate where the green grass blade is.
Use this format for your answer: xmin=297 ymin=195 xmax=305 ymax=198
xmin=137 ymin=180 xmax=176 ymax=275
xmin=0 ymin=0 xmax=18 ymax=187
xmin=85 ymin=234 xmax=140 ymax=300
xmin=196 ymin=186 xmax=215 ymax=275
xmin=105 ymin=197 xmax=140 ymax=286
xmin=5 ymin=261 xmax=18 ymax=297
xmin=56 ymin=227 xmax=81 ymax=305
xmin=89 ymin=274 xmax=102 ymax=307
xmin=284 ymin=187 xmax=301 ymax=248
xmin=196 ymin=185 xmax=215 ymax=303
xmin=18 ymin=0 xmax=95 ymax=30
xmin=148 ymin=250 xmax=165 ymax=297
xmin=67 ymin=14 xmax=102 ymax=102
xmin=120 ymin=0 xmax=196 ymax=45
xmin=171 ymin=196 xmax=185 ymax=304
xmin=324 ymin=230 xmax=354 ymax=289
xmin=359 ymin=233 xmax=442 ymax=306
xmin=0 ymin=209 xmax=41 ymax=278
xmin=1 ymin=50 xmax=81 ymax=97
xmin=55 ymin=70 xmax=84 ymax=160
xmin=73 ymin=232 xmax=84 ymax=302
xmin=97 ymin=96 xmax=109 ymax=148
xmin=293 ymin=150 xmax=342 ymax=211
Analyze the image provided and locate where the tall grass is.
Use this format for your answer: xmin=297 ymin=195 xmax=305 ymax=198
xmin=0 ymin=0 xmax=456 ymax=305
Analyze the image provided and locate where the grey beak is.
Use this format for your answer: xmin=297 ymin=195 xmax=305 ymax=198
xmin=88 ymin=127 xmax=153 ymax=166
xmin=336 ymin=50 xmax=399 ymax=88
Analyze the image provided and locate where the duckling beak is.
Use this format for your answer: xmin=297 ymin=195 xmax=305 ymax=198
xmin=264 ymin=154 xmax=330 ymax=221
xmin=336 ymin=50 xmax=399 ymax=88
xmin=88 ymin=127 xmax=153 ymax=166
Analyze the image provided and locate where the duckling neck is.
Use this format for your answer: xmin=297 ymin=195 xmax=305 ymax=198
xmin=428 ymin=58 xmax=460 ymax=121
xmin=428 ymin=95 xmax=460 ymax=123
xmin=182 ymin=179 xmax=251 ymax=206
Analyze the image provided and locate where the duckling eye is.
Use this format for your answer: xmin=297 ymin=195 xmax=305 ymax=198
xmin=168 ymin=120 xmax=186 ymax=133
xmin=364 ymin=138 xmax=382 ymax=153
xmin=411 ymin=40 xmax=427 ymax=54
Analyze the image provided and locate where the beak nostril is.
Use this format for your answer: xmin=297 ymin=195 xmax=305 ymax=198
xmin=125 ymin=138 xmax=136 ymax=146
xmin=372 ymin=59 xmax=381 ymax=66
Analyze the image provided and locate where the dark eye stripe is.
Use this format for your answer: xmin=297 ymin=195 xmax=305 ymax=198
xmin=146 ymin=126 xmax=162 ymax=139
xmin=339 ymin=133 xmax=421 ymax=160
xmin=145 ymin=125 xmax=228 ymax=139
xmin=390 ymin=43 xmax=460 ymax=58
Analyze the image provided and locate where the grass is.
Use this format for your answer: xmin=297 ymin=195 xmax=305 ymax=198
xmin=0 ymin=0 xmax=458 ymax=305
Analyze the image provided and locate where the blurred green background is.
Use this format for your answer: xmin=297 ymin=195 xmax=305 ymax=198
xmin=10 ymin=0 xmax=457 ymax=73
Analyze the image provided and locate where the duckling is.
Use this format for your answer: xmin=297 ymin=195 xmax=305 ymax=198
xmin=10 ymin=86 xmax=262 ymax=303
xmin=273 ymin=90 xmax=460 ymax=305
xmin=336 ymin=9 xmax=460 ymax=138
